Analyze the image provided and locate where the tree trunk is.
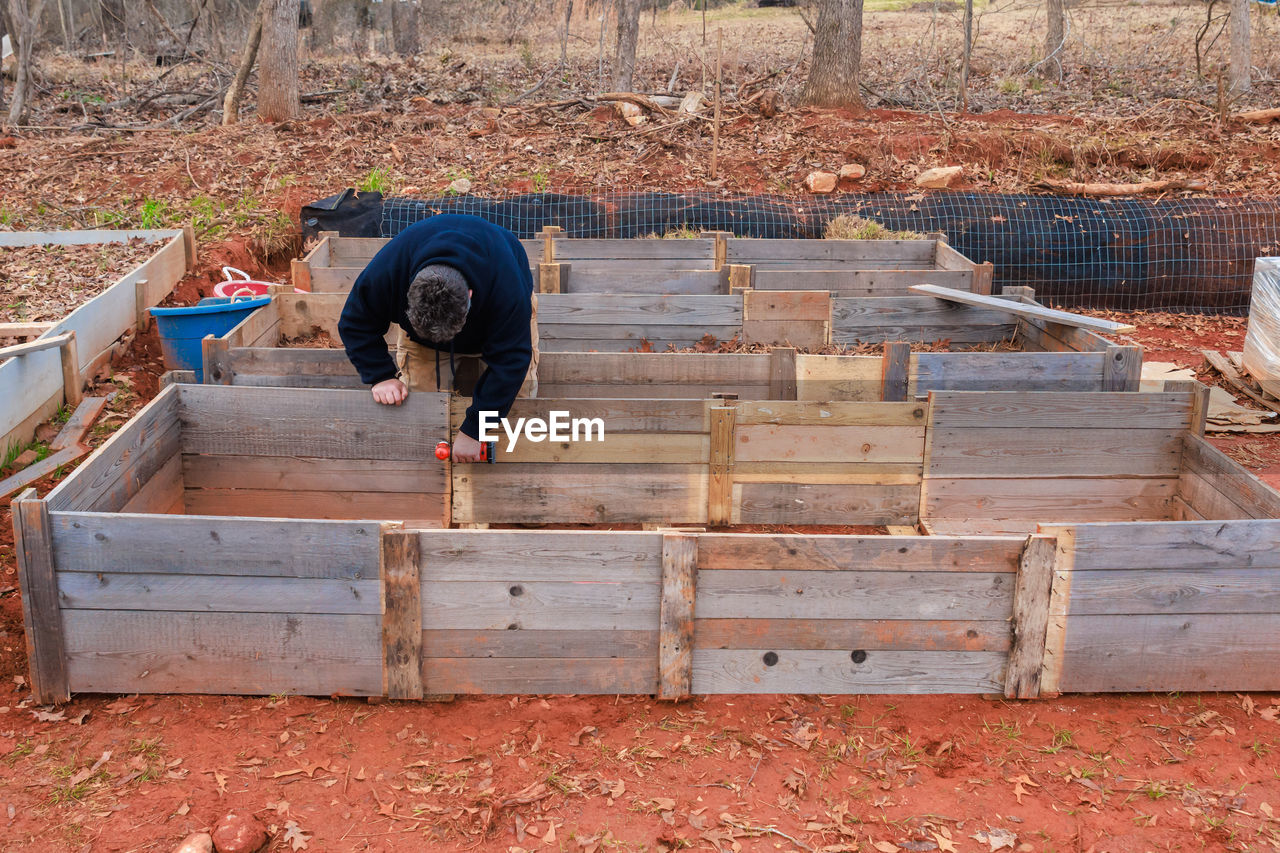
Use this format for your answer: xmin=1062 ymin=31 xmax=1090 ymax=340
xmin=391 ymin=0 xmax=419 ymax=57
xmin=1044 ymin=0 xmax=1064 ymax=81
xmin=612 ymin=0 xmax=640 ymax=92
xmin=257 ymin=0 xmax=299 ymax=122
xmin=960 ymin=0 xmax=973 ymax=111
xmin=222 ymin=0 xmax=264 ymax=125
xmin=100 ymin=0 xmax=124 ymax=42
xmin=6 ymin=0 xmax=47 ymax=126
xmin=1229 ymin=0 xmax=1251 ymax=95
xmin=800 ymin=0 xmax=863 ymax=110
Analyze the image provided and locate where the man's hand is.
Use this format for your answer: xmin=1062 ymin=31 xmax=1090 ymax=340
xmin=451 ymin=432 xmax=485 ymax=463
xmin=372 ymin=378 xmax=408 ymax=405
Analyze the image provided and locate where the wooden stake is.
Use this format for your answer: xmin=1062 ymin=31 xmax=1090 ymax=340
xmin=658 ymin=533 xmax=697 ymax=700
xmin=381 ymin=526 xmax=423 ymax=700
xmin=711 ymin=28 xmax=721 ymax=181
xmin=881 ymin=341 xmax=911 ymax=402
xmin=59 ymin=330 xmax=82 ymax=409
xmin=12 ymin=490 xmax=69 ymax=705
xmin=708 ymin=405 xmax=736 ymax=526
xmin=1102 ymin=345 xmax=1142 ymax=392
xmin=1005 ymin=534 xmax=1057 ymax=699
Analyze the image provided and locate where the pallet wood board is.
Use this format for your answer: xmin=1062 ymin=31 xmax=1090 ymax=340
xmin=691 ymin=649 xmax=1007 ymax=694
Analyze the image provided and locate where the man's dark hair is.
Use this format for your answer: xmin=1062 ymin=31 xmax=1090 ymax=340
xmin=407 ymin=264 xmax=469 ymax=341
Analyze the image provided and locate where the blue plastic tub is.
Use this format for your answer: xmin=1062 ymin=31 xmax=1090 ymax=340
xmin=150 ymin=296 xmax=272 ymax=382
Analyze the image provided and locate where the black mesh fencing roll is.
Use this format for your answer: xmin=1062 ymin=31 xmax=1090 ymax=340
xmin=366 ymin=192 xmax=1280 ymax=313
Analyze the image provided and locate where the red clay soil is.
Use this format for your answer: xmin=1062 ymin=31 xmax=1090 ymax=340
xmin=2 ymin=294 xmax=1280 ymax=852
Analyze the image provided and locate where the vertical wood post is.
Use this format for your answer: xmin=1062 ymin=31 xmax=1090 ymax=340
xmin=708 ymin=405 xmax=736 ymax=526
xmin=769 ymin=347 xmax=797 ymax=400
xmin=182 ymin=223 xmax=196 ymax=273
xmin=1102 ymin=345 xmax=1142 ymax=392
xmin=727 ymin=264 xmax=754 ymax=294
xmin=1038 ymin=526 xmax=1077 ymax=698
xmin=1004 ymin=534 xmax=1057 ymax=699
xmin=12 ymin=490 xmax=69 ymax=705
xmin=540 ymin=225 xmax=562 ymax=264
xmin=539 ymin=262 xmax=568 ymax=294
xmin=202 ymin=335 xmax=232 ymax=385
xmin=381 ymin=525 xmax=423 ymax=700
xmin=1166 ymin=379 xmax=1210 ymax=436
xmin=59 ymin=330 xmax=82 ymax=409
xmin=999 ymin=285 xmax=1036 ymax=302
xmin=291 ymin=257 xmax=312 ymax=292
xmin=974 ymin=261 xmax=994 ymax=295
xmin=134 ymin=279 xmax=151 ymax=333
xmin=881 ymin=341 xmax=911 ymax=402
xmin=700 ymin=230 xmax=729 ymax=270
xmin=658 ymin=533 xmax=698 ymax=700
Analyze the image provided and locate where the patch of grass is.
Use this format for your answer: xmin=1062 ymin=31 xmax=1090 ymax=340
xmin=358 ymin=166 xmax=395 ymax=194
xmin=998 ymin=77 xmax=1022 ymax=95
xmin=1040 ymin=725 xmax=1075 ymax=754
xmin=531 ymin=168 xmax=550 ymax=192
xmin=824 ymin=214 xmax=926 ymax=240
xmin=983 ymin=717 xmax=1023 ymax=740
xmin=49 ymin=763 xmax=108 ymax=805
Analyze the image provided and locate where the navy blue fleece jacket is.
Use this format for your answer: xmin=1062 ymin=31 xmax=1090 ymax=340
xmin=338 ymin=215 xmax=534 ymax=439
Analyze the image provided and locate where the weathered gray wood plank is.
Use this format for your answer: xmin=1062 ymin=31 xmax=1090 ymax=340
xmin=1182 ymin=433 xmax=1280 ymax=519
xmin=694 ymin=618 xmax=1011 ymax=651
xmin=926 ymin=391 xmax=1192 ymax=430
xmin=696 ymin=533 xmax=1023 ymax=572
xmin=1059 ymin=613 xmax=1280 ymax=692
xmin=56 ymin=572 xmax=380 ymax=614
xmin=49 ymin=513 xmax=381 ymax=577
xmin=184 ymin=488 xmax=445 ymax=524
xmin=913 ymin=352 xmax=1106 ymax=393
xmin=1005 ymin=535 xmax=1056 ymax=699
xmin=736 ymin=482 xmax=919 ymax=525
xmin=1067 ymin=568 xmax=1280 ymax=615
xmin=421 ymin=581 xmax=659 ymax=631
xmin=925 ymin=428 xmax=1183 ymax=478
xmin=423 ymin=657 xmax=657 ymax=694
xmin=62 ymin=610 xmax=383 ymax=696
xmin=13 ymin=492 xmax=69 ymax=704
xmin=1044 ymin=519 xmax=1280 ymax=571
xmin=695 ymin=570 xmax=1013 ymax=620
xmin=924 ymin=478 xmax=1178 ymax=524
xmin=658 ymin=534 xmax=697 ymax=699
xmin=181 ymin=454 xmax=445 ymax=493
xmin=691 ymin=649 xmax=1006 ymax=694
xmin=382 ymin=528 xmax=423 ymax=700
xmin=422 ymin=629 xmax=657 ymax=658
xmin=416 ymin=530 xmax=662 ymax=582
xmin=537 ymin=294 xmax=742 ymax=325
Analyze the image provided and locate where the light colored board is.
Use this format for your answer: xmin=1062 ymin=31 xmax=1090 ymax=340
xmin=228 ymin=372 xmax=367 ymax=390
xmin=735 ymin=401 xmax=927 ymax=426
xmin=0 ymin=443 xmax=91 ymax=502
xmin=1102 ymin=345 xmax=1143 ymax=392
xmin=912 ymin=352 xmax=1106 ymax=393
xmin=62 ymin=610 xmax=382 ymax=696
xmin=691 ymin=649 xmax=1006 ymax=694
xmin=708 ymin=406 xmax=736 ymax=526
xmin=306 ymin=266 xmax=360 ymax=293
xmin=56 ymin=571 xmax=380 ymax=614
xmin=278 ymin=292 xmax=348 ymax=337
xmin=183 ymin=488 xmax=446 ymax=524
xmin=182 ymin=454 xmax=446 ymax=494
xmin=925 ymin=428 xmax=1183 ymax=478
xmin=0 ymin=228 xmax=182 ymax=247
xmin=177 ymin=385 xmax=449 ymax=460
xmin=453 ymin=463 xmax=708 ymax=524
xmin=221 ymin=300 xmax=282 ymax=348
xmin=658 ymin=534 xmax=697 ymax=699
xmin=694 ymin=570 xmax=1013 ymax=620
xmin=1015 ymin=315 xmax=1114 ymax=354
xmin=1004 ymin=535 xmax=1056 ymax=699
xmin=735 ymin=424 xmax=925 ymax=463
xmin=49 ymin=513 xmax=381 ymax=577
xmin=539 ymin=333 xmax=742 ymax=353
xmin=769 ymin=347 xmax=798 ymax=400
xmin=548 ymin=238 xmax=719 ymax=261
xmin=754 ymin=269 xmax=974 ymax=295
xmin=926 ymin=391 xmax=1192 ymax=430
xmin=423 ymin=657 xmax=657 ymax=694
xmin=564 ymin=269 xmax=727 ymax=294
xmin=420 ymin=581 xmax=659 ymax=631
xmin=50 ymin=396 xmax=110 ymax=451
xmin=923 ymin=519 xmax=1047 ymax=536
xmin=121 ymin=452 xmax=183 ymax=513
xmin=382 ymin=528 xmax=423 ymax=700
xmin=1181 ymin=433 xmax=1280 ymax=518
xmin=743 ymin=290 xmax=830 ymax=349
xmin=13 ymin=493 xmax=69 ymax=704
xmin=227 ymin=347 xmax=359 ymax=377
xmin=422 ymin=629 xmax=656 ymax=658
xmin=923 ymin=478 xmax=1178 ymax=524
xmin=910 ymin=284 xmax=1137 ymax=334
xmin=734 ymin=482 xmax=920 ymax=525
xmin=726 ymin=238 xmax=938 ymax=264
xmin=1038 ymin=526 xmax=1076 ymax=695
xmin=694 ymin=618 xmax=1011 ymax=651
xmin=0 ymin=331 xmax=73 ymax=359
xmin=795 ymin=355 xmax=884 ymax=402
xmin=45 ymin=387 xmax=181 ymax=512
xmin=935 ymin=241 xmax=980 ymax=272
xmin=1066 ymin=568 xmax=1280 ymax=615
xmin=695 ymin=533 xmax=1023 ymax=572
xmin=1058 ymin=613 xmax=1280 ymax=693
xmin=538 ymin=382 xmax=766 ymax=400
xmin=537 ymin=294 xmax=742 ymax=325
xmin=417 ymin=530 xmax=662 ymax=581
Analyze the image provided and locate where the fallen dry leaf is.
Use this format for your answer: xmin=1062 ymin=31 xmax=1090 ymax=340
xmin=283 ymin=820 xmax=310 ymax=851
xmin=972 ymin=828 xmax=1017 ymax=852
xmin=874 ymin=842 xmax=902 ymax=853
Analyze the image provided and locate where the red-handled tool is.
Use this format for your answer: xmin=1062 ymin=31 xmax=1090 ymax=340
xmin=434 ymin=439 xmax=496 ymax=463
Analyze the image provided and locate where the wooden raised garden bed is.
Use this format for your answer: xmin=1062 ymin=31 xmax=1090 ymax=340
xmin=15 ymin=380 xmax=1280 ymax=702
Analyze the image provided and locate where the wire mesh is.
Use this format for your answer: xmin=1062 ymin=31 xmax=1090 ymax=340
xmin=365 ymin=191 xmax=1280 ymax=313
